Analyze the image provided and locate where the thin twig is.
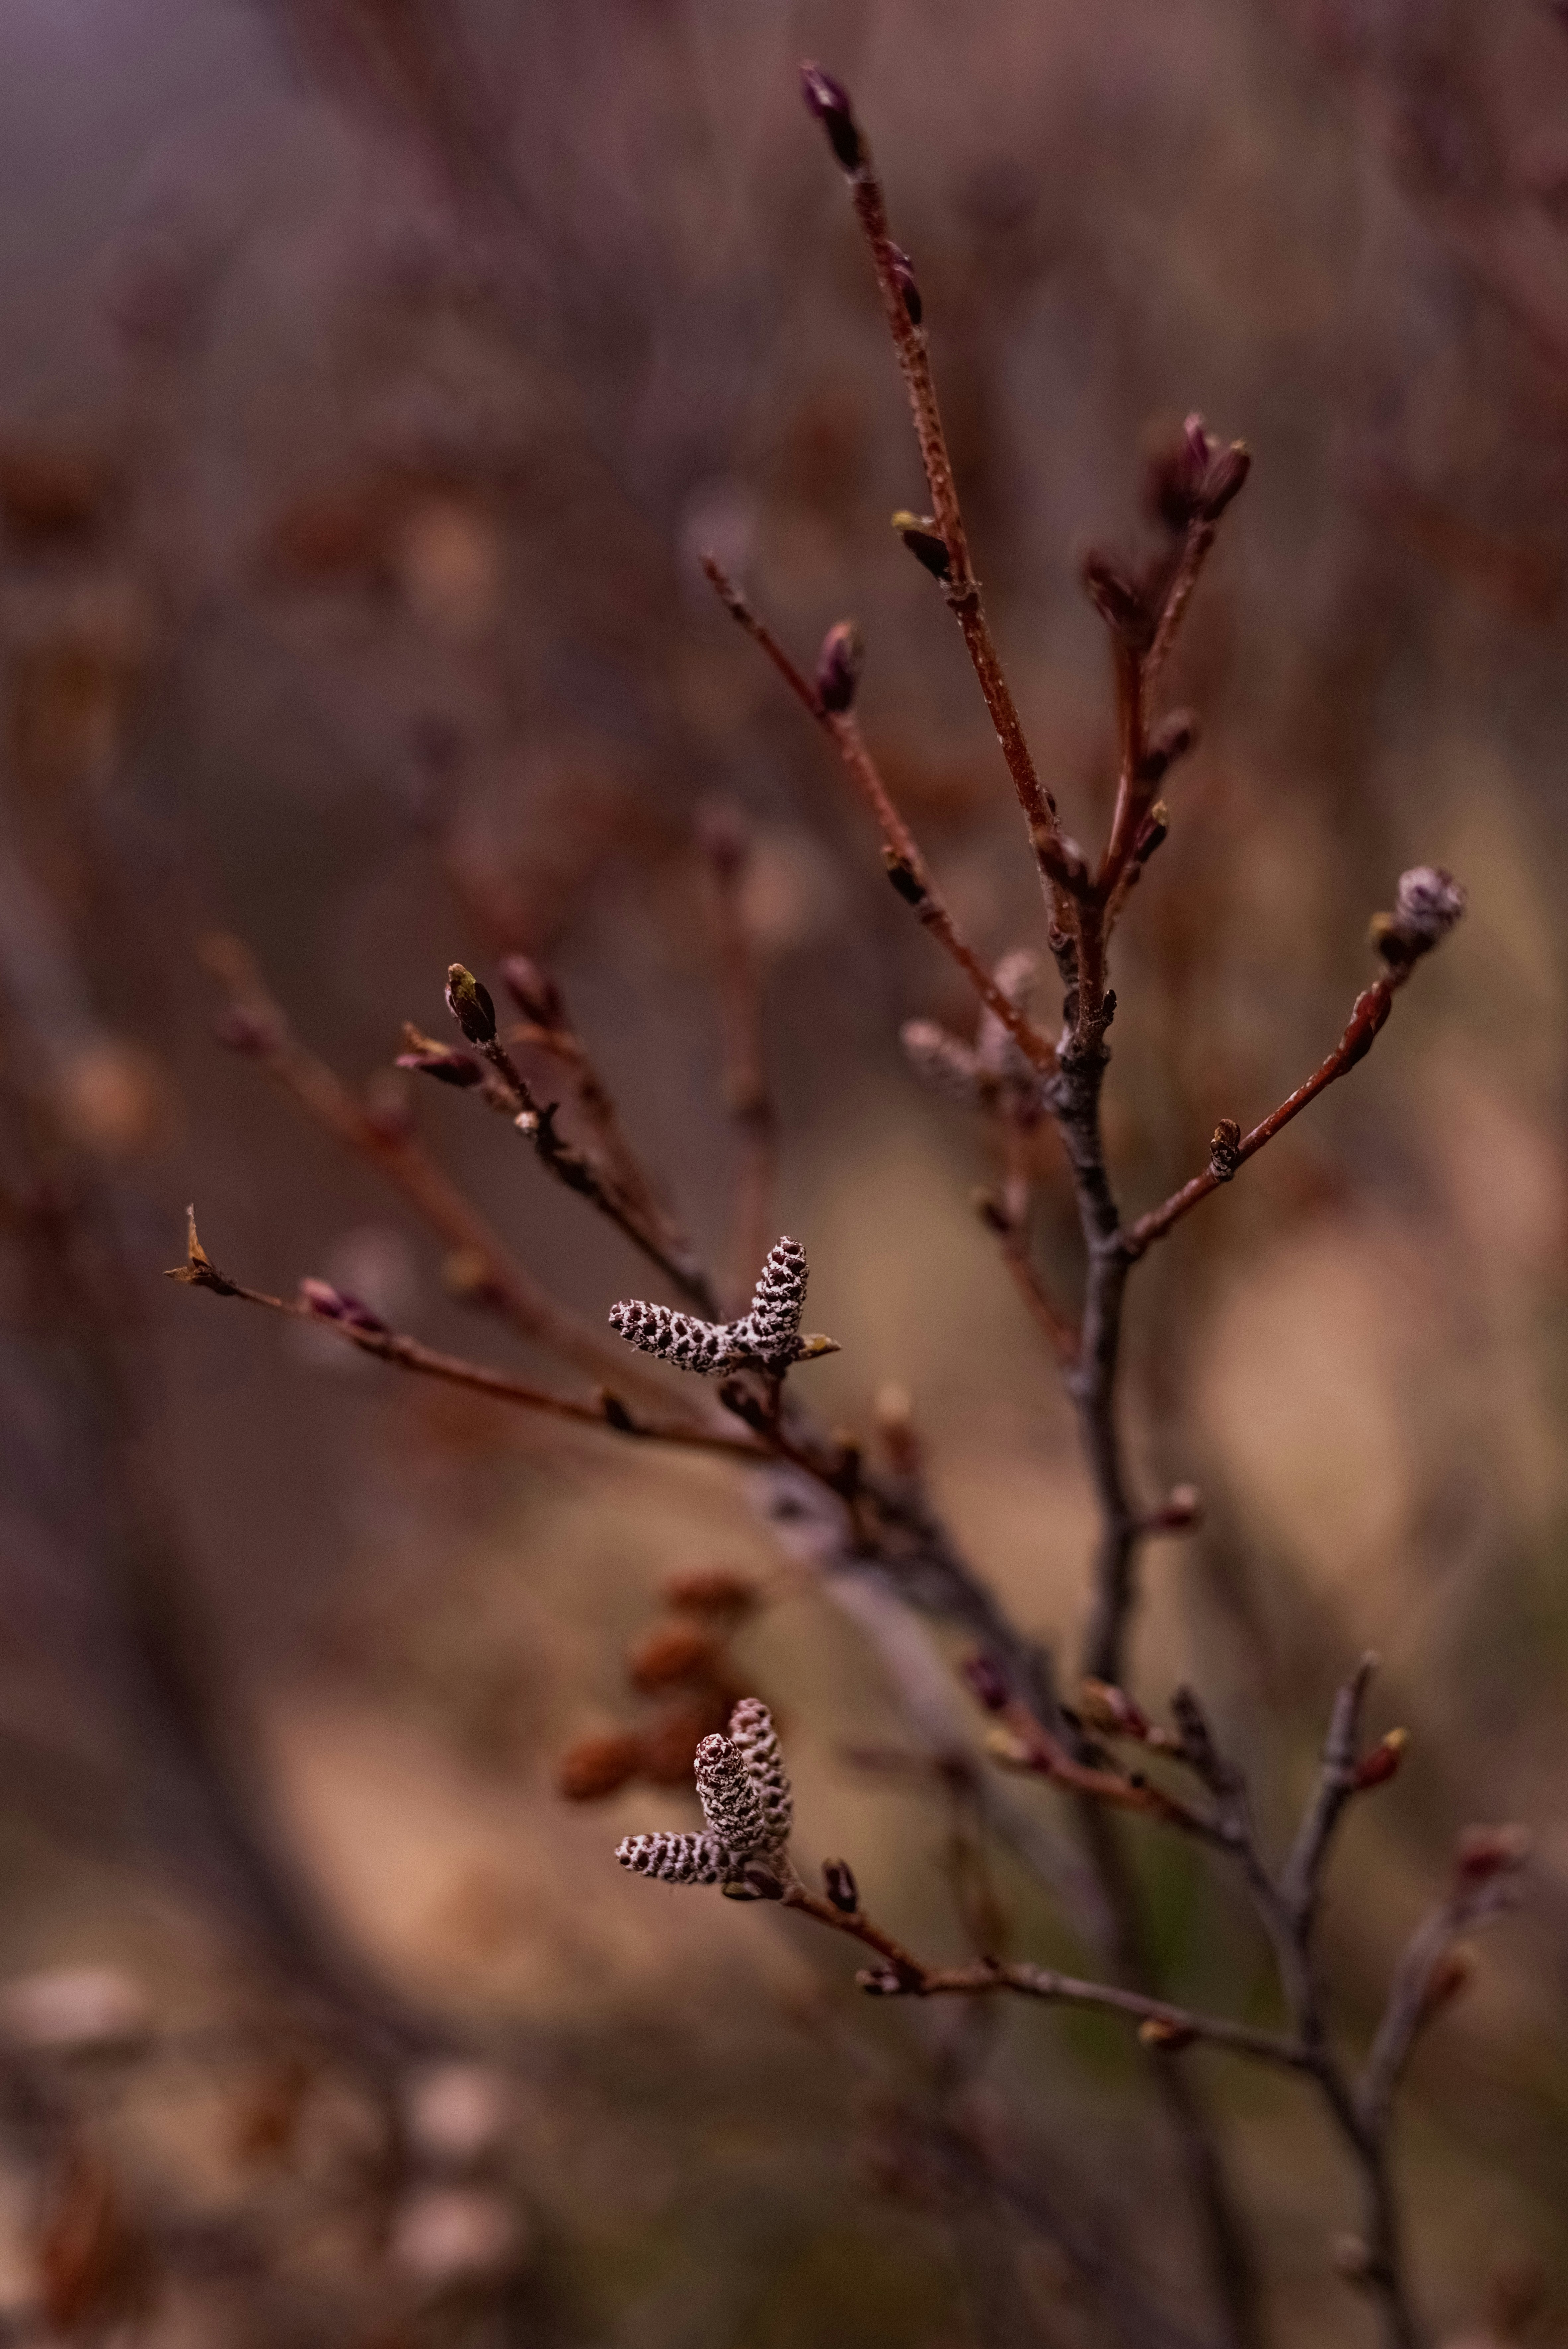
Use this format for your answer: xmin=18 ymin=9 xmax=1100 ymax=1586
xmin=1123 ymin=976 xmax=1401 ymax=1259
xmin=698 ymin=810 xmax=780 ymax=1317
xmin=167 ymin=1212 xmax=764 ymax=1465
xmin=1281 ymin=1652 xmax=1381 ymax=1936
xmin=199 ymin=934 xmax=636 ymax=1390
xmin=779 ymin=1884 xmax=1305 ymax=2072
xmin=700 ymin=557 xmax=1055 ymax=1073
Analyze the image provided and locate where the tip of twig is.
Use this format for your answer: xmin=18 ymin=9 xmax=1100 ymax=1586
xmin=165 ymin=1204 xmax=236 ymax=1296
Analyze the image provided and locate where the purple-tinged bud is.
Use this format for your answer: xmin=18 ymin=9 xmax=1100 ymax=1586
xmin=960 ymin=1652 xmax=1010 ymax=1713
xmin=444 ymin=964 xmax=496 ymax=1046
xmin=1146 ymin=1482 xmax=1202 ymax=1532
xmin=695 ymin=798 xmax=749 ymax=880
xmin=1132 ymin=804 xmax=1169 ymax=867
xmin=857 ymin=1967 xmax=904 ymax=1997
xmin=1137 ymin=2016 xmax=1196 ymax=2053
xmin=888 ymin=244 xmax=922 ymax=326
xmin=497 ymin=953 xmax=564 ymax=1030
xmin=816 ymin=619 xmax=864 ymax=714
xmin=800 ymin=62 xmax=863 ymax=172
xmin=1146 ymin=415 xmax=1250 ymax=531
xmin=1078 ymin=1679 xmax=1151 ymax=1739
xmin=1395 ymin=866 xmax=1467 ymax=945
xmin=1199 ymin=439 xmax=1250 ymax=519
xmin=1081 ymin=551 xmax=1157 ymax=654
xmin=891 ymin=510 xmax=951 ymax=582
xmin=396 ymin=1026 xmax=484 ymax=1088
xmin=823 ymin=1858 xmax=860 ymax=1914
xmin=299 ymin=1277 xmax=390 ymax=1336
xmin=1141 ymin=708 xmax=1199 ymax=783
xmin=1454 ymin=1823 xmax=1530 ymax=1883
xmin=1352 ymin=1727 xmax=1408 ymax=1792
xmin=211 ymin=1005 xmax=277 ymax=1058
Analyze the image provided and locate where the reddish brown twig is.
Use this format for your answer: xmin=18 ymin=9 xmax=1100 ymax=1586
xmin=697 ymin=808 xmax=780 ymax=1317
xmin=166 ymin=1210 xmax=764 ymax=1464
xmin=200 ymin=933 xmax=636 ymax=1390
xmin=699 ymin=558 xmax=1054 ymax=1074
xmin=1123 ymin=975 xmax=1399 ymax=1259
xmin=779 ymin=1884 xmax=1304 ymax=2073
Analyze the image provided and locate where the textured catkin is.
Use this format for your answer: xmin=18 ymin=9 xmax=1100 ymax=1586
xmin=607 ymin=1297 xmax=740 ymax=1374
xmin=736 ymin=1235 xmax=807 ymax=1370
xmin=615 ymin=1831 xmax=733 ymax=1884
xmin=728 ymin=1699 xmax=793 ymax=1845
xmin=694 ymin=1734 xmax=768 ymax=1854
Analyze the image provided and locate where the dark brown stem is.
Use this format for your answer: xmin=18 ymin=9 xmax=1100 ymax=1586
xmin=780 ymin=1884 xmax=1305 ymax=2071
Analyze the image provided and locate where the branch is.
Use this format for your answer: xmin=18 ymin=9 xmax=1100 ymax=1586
xmin=697 ymin=807 xmax=781 ymax=1317
xmin=1280 ymin=1652 xmax=1385 ymax=1937
xmin=442 ymin=963 xmax=723 ymax=1316
xmin=779 ymin=1884 xmax=1306 ymax=2074
xmin=1358 ymin=1827 xmax=1530 ymax=2144
xmin=166 ymin=1210 xmax=764 ymax=1465
xmin=799 ymin=66 xmax=1069 ymax=910
xmin=199 ymin=933 xmax=635 ymax=1390
xmin=700 ymin=557 xmax=1055 ymax=1074
xmin=1122 ymin=866 xmax=1469 ymax=1262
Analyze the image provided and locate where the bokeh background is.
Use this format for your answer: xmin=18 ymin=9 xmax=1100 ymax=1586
xmin=0 ymin=2 xmax=1565 ymax=2344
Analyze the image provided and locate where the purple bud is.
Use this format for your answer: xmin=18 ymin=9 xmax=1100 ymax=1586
xmin=211 ymin=1006 xmax=277 ymax=1058
xmin=396 ymin=1028 xmax=484 ymax=1088
xmin=299 ymin=1278 xmax=390 ymax=1336
xmin=816 ymin=619 xmax=864 ymax=714
xmin=800 ymin=61 xmax=863 ymax=172
xmin=497 ymin=953 xmax=564 ymax=1029
xmin=960 ymin=1652 xmax=1010 ymax=1713
xmin=1395 ymin=866 xmax=1467 ymax=945
xmin=1081 ymin=551 xmax=1157 ymax=653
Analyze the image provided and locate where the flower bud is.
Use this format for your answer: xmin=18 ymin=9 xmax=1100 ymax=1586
xmin=1141 ymin=708 xmax=1199 ymax=783
xmin=497 ymin=953 xmax=563 ymax=1029
xmin=299 ymin=1277 xmax=390 ymax=1336
xmin=1419 ymin=1943 xmax=1475 ymax=2020
xmin=1081 ymin=551 xmax=1157 ymax=653
xmin=823 ymin=1859 xmax=860 ymax=1913
xmin=1208 ymin=1118 xmax=1242 ymax=1180
xmin=1454 ymin=1823 xmax=1531 ymax=1882
xmin=1078 ymin=1679 xmax=1151 ymax=1739
xmin=960 ymin=1652 xmax=1010 ymax=1713
xmin=857 ymin=1967 xmax=904 ymax=1997
xmin=444 ymin=964 xmax=496 ymax=1045
xmin=1137 ymin=2016 xmax=1196 ymax=2053
xmin=800 ymin=62 xmax=863 ymax=172
xmin=660 ymin=1566 xmax=758 ymax=1617
xmin=554 ymin=1730 xmax=643 ymax=1802
xmin=211 ymin=1005 xmax=277 ymax=1057
xmin=1371 ymin=867 xmax=1467 ymax=968
xmin=891 ymin=510 xmax=951 ymax=581
xmin=1351 ymin=1727 xmax=1408 ymax=1791
xmin=1148 ymin=1483 xmax=1203 ymax=1532
xmin=625 ymin=1618 xmax=722 ymax=1693
xmin=816 ymin=619 xmax=864 ymax=714
xmin=397 ymin=1025 xmax=484 ymax=1088
xmin=883 ymin=849 xmax=927 ymax=906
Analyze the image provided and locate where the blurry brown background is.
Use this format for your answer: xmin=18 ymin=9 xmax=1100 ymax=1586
xmin=0 ymin=2 xmax=1565 ymax=2345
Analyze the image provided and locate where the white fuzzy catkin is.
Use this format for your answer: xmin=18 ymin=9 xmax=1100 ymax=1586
xmin=728 ymin=1699 xmax=792 ymax=1845
xmin=610 ymin=1236 xmax=816 ymax=1376
xmin=615 ymin=1831 xmax=735 ymax=1885
xmin=615 ymin=1702 xmax=796 ymax=1895
xmin=694 ymin=1734 xmax=768 ymax=1854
